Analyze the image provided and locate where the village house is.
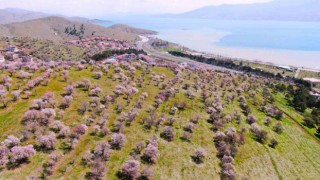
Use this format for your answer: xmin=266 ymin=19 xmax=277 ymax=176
xmin=0 ymin=54 xmax=5 ymax=62
xmin=277 ymin=65 xmax=295 ymax=72
xmin=7 ymin=45 xmax=19 ymax=53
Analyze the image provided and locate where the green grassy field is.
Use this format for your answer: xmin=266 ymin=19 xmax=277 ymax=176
xmin=0 ymin=62 xmax=319 ymax=179
xmin=298 ymin=70 xmax=320 ymax=79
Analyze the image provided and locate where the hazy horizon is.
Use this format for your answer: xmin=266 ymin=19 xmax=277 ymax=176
xmin=0 ymin=0 xmax=272 ymax=18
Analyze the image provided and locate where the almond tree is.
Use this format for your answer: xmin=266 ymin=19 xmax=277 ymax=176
xmin=9 ymin=145 xmax=36 ymax=166
xmin=93 ymin=141 xmax=113 ymax=161
xmin=142 ymin=144 xmax=160 ymax=164
xmin=161 ymin=126 xmax=175 ymax=142
xmin=110 ymin=133 xmax=126 ymax=150
xmin=0 ymin=88 xmax=8 ymax=107
xmin=73 ymin=124 xmax=88 ymax=137
xmin=11 ymin=90 xmax=21 ymax=101
xmin=120 ymin=160 xmax=140 ymax=180
xmin=37 ymin=133 xmax=58 ymax=150
xmin=193 ymin=148 xmax=207 ymax=164
xmin=3 ymin=135 xmax=20 ymax=148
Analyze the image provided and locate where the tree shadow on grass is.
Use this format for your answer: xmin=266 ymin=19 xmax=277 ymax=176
xmin=191 ymin=156 xmax=203 ymax=164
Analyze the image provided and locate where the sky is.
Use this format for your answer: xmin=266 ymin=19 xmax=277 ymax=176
xmin=0 ymin=0 xmax=272 ymax=18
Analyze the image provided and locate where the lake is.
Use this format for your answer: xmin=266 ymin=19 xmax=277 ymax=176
xmin=99 ymin=17 xmax=320 ymax=69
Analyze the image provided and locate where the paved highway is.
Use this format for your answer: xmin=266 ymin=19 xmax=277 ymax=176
xmin=137 ymin=36 xmax=241 ymax=73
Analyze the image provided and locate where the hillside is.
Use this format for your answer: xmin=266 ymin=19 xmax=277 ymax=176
xmin=173 ymin=0 xmax=320 ymax=22
xmin=0 ymin=59 xmax=319 ymax=179
xmin=109 ymin=24 xmax=157 ymax=35
xmin=0 ymin=8 xmax=48 ymax=24
xmin=0 ymin=16 xmax=143 ymax=42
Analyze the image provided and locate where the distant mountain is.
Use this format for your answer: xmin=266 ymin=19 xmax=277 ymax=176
xmin=0 ymin=8 xmax=48 ymax=24
xmin=174 ymin=0 xmax=320 ymax=22
xmin=0 ymin=16 xmax=143 ymax=42
xmin=0 ymin=8 xmax=111 ymax=24
xmin=67 ymin=16 xmax=112 ymax=24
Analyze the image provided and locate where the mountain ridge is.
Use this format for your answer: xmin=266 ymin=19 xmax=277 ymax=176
xmin=171 ymin=0 xmax=320 ymax=22
xmin=0 ymin=8 xmax=111 ymax=24
xmin=0 ymin=16 xmax=153 ymax=42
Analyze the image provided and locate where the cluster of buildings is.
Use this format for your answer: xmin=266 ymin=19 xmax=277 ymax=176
xmin=277 ymin=65 xmax=296 ymax=72
xmin=303 ymin=78 xmax=320 ymax=100
xmin=68 ymin=36 xmax=134 ymax=52
xmin=101 ymin=53 xmax=157 ymax=66
xmin=0 ymin=45 xmax=33 ymax=62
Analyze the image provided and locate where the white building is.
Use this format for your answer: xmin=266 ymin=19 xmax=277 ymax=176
xmin=0 ymin=54 xmax=5 ymax=62
xmin=277 ymin=65 xmax=295 ymax=72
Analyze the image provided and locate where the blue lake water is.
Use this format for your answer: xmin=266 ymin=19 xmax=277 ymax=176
xmin=99 ymin=17 xmax=320 ymax=69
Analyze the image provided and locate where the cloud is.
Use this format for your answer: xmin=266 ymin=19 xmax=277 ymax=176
xmin=0 ymin=0 xmax=272 ymax=18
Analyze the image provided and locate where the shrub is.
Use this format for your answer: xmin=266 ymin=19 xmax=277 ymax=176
xmin=120 ymin=160 xmax=140 ymax=180
xmin=85 ymin=159 xmax=106 ymax=180
xmin=78 ymin=102 xmax=90 ymax=114
xmin=73 ymin=124 xmax=88 ymax=136
xmin=59 ymin=126 xmax=71 ymax=138
xmin=9 ymin=145 xmax=36 ymax=166
xmin=184 ymin=123 xmax=195 ymax=133
xmin=60 ymin=96 xmax=73 ymax=109
xmin=274 ymin=123 xmax=284 ymax=134
xmin=166 ymin=117 xmax=176 ymax=126
xmin=94 ymin=72 xmax=103 ymax=79
xmin=264 ymin=117 xmax=272 ymax=126
xmin=37 ymin=133 xmax=58 ymax=150
xmin=140 ymin=168 xmax=154 ymax=180
xmin=161 ymin=126 xmax=175 ymax=142
xmin=133 ymin=141 xmax=146 ymax=154
xmin=192 ymin=148 xmax=207 ymax=164
xmin=222 ymin=155 xmax=234 ymax=164
xmin=256 ymin=130 xmax=268 ymax=144
xmin=64 ymin=85 xmax=75 ymax=96
xmin=182 ymin=131 xmax=193 ymax=141
xmin=142 ymin=144 xmax=160 ymax=164
xmin=221 ymin=163 xmax=236 ymax=180
xmin=247 ymin=115 xmax=257 ymax=124
xmin=110 ymin=133 xmax=126 ymax=150
xmin=90 ymin=87 xmax=102 ymax=96
xmin=190 ymin=116 xmax=200 ymax=124
xmin=303 ymin=117 xmax=315 ymax=128
xmin=270 ymin=139 xmax=279 ymax=148
xmin=3 ymin=135 xmax=20 ymax=148
xmin=93 ymin=141 xmax=113 ymax=161
xmin=41 ymin=108 xmax=56 ymax=118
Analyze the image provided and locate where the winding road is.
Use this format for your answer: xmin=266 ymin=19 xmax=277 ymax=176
xmin=137 ymin=36 xmax=241 ymax=73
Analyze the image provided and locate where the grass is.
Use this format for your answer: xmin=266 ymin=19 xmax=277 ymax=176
xmin=298 ymin=70 xmax=320 ymax=79
xmin=243 ymin=62 xmax=295 ymax=77
xmin=0 ymin=62 xmax=319 ymax=179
